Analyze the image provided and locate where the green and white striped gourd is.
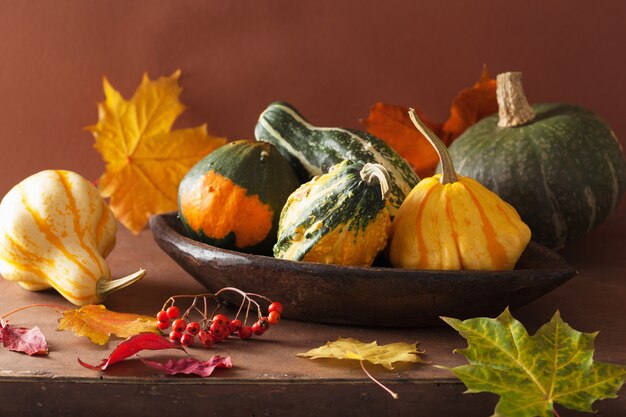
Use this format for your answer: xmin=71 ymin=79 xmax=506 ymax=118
xmin=255 ymin=102 xmax=418 ymax=217
xmin=274 ymin=160 xmax=391 ymax=266
xmin=447 ymin=72 xmax=626 ymax=249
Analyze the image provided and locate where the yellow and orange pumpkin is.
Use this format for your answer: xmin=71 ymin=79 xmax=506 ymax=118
xmin=0 ymin=170 xmax=145 ymax=305
xmin=388 ymin=110 xmax=531 ymax=270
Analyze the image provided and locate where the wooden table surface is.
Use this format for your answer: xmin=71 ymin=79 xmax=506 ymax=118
xmin=0 ymin=204 xmax=624 ymax=417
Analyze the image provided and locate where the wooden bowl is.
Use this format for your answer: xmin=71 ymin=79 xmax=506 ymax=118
xmin=149 ymin=212 xmax=577 ymax=327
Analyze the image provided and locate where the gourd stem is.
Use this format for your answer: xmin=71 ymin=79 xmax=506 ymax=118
xmin=408 ymin=108 xmax=458 ymax=184
xmin=360 ymin=163 xmax=391 ymax=200
xmin=96 ymin=269 xmax=146 ymax=299
xmin=497 ymin=72 xmax=536 ymax=127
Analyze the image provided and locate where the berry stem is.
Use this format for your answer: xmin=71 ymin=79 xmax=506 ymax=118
xmin=245 ymin=292 xmax=273 ymax=303
xmin=553 ymin=407 xmax=561 ymax=417
xmin=359 ymin=360 xmax=399 ymax=400
xmin=183 ymin=296 xmax=199 ymax=319
xmin=244 ymin=298 xmax=252 ymax=325
xmin=162 ymin=292 xmax=219 ymax=311
xmin=209 ymin=304 xmax=221 ymax=322
xmin=235 ymin=297 xmax=246 ymax=321
xmin=216 ymin=287 xmax=262 ymax=316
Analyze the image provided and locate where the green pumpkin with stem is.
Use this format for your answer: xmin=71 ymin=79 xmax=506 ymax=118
xmin=447 ymin=72 xmax=626 ymax=249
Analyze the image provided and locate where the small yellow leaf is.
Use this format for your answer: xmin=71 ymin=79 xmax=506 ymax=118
xmin=87 ymin=70 xmax=226 ymax=234
xmin=57 ymin=304 xmax=159 ymax=345
xmin=297 ymin=337 xmax=424 ymax=370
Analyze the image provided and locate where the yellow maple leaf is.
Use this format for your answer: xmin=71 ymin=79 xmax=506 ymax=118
xmin=87 ymin=70 xmax=226 ymax=234
xmin=57 ymin=304 xmax=159 ymax=345
xmin=297 ymin=337 xmax=424 ymax=399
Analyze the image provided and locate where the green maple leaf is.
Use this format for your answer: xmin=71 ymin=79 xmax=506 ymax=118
xmin=442 ymin=308 xmax=626 ymax=417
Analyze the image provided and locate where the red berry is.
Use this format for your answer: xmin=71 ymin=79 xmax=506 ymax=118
xmin=199 ymin=330 xmax=215 ymax=348
xmin=169 ymin=330 xmax=182 ymax=342
xmin=258 ymin=317 xmax=270 ymax=330
xmin=172 ymin=319 xmax=186 ymax=333
xmin=213 ymin=314 xmax=230 ymax=326
xmin=251 ymin=322 xmax=265 ymax=336
xmin=180 ymin=333 xmax=194 ymax=347
xmin=268 ymin=311 xmax=281 ymax=325
xmin=238 ymin=325 xmax=253 ymax=340
xmin=186 ymin=321 xmax=201 ymax=335
xmin=268 ymin=302 xmax=283 ymax=315
xmin=156 ymin=310 xmax=169 ymax=323
xmin=229 ymin=319 xmax=242 ymax=333
xmin=209 ymin=322 xmax=228 ymax=339
xmin=166 ymin=306 xmax=180 ymax=319
xmin=157 ymin=321 xmax=170 ymax=331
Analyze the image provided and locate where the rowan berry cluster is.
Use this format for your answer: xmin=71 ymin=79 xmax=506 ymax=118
xmin=155 ymin=287 xmax=283 ymax=347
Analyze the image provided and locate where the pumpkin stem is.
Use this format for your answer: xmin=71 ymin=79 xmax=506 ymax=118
xmin=497 ymin=72 xmax=536 ymax=127
xmin=96 ymin=268 xmax=146 ymax=299
xmin=408 ymin=108 xmax=458 ymax=184
xmin=360 ymin=163 xmax=391 ymax=200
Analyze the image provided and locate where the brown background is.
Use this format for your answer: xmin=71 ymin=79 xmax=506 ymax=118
xmin=1 ymin=1 xmax=625 ymax=199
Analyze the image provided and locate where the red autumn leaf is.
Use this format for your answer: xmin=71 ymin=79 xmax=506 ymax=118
xmin=78 ymin=332 xmax=183 ymax=371
xmin=362 ymin=66 xmax=497 ymax=178
xmin=139 ymin=355 xmax=233 ymax=377
xmin=362 ymin=103 xmax=444 ymax=178
xmin=0 ymin=322 xmax=49 ymax=356
xmin=441 ymin=65 xmax=498 ymax=140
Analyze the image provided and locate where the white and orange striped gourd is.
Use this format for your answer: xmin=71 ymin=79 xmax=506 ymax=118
xmin=0 ymin=170 xmax=145 ymax=305
xmin=388 ymin=110 xmax=531 ymax=270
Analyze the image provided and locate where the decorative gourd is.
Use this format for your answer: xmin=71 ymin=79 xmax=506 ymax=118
xmin=274 ymin=160 xmax=391 ymax=266
xmin=255 ymin=101 xmax=418 ymax=217
xmin=388 ymin=110 xmax=531 ymax=270
xmin=0 ymin=170 xmax=145 ymax=306
xmin=447 ymin=72 xmax=626 ymax=249
xmin=178 ymin=140 xmax=300 ymax=255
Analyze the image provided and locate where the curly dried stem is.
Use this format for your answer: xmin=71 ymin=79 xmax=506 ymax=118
xmin=360 ymin=163 xmax=391 ymax=200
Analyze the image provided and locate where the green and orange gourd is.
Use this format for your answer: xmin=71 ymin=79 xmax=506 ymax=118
xmin=255 ymin=101 xmax=419 ymax=218
xmin=274 ymin=160 xmax=392 ymax=266
xmin=178 ymin=140 xmax=301 ymax=255
xmin=388 ymin=109 xmax=531 ymax=270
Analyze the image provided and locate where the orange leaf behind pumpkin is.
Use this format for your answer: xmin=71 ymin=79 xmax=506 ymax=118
xmin=363 ymin=103 xmax=444 ymax=178
xmin=442 ymin=65 xmax=498 ymax=141
xmin=362 ymin=67 xmax=497 ymax=178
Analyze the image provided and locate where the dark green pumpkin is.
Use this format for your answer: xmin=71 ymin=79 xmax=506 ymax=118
xmin=447 ymin=73 xmax=626 ymax=249
xmin=254 ymin=101 xmax=418 ymax=217
xmin=178 ymin=140 xmax=301 ymax=255
xmin=274 ymin=160 xmax=391 ymax=266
